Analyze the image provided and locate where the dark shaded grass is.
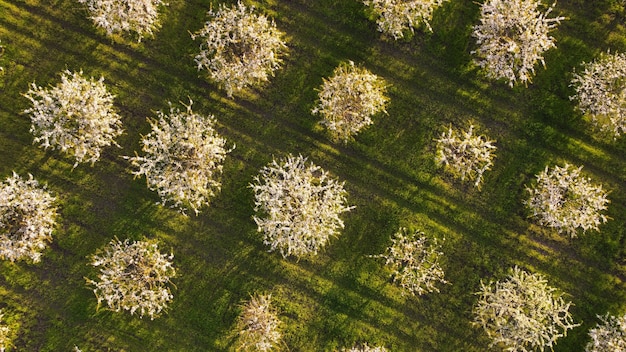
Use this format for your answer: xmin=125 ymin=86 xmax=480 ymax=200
xmin=0 ymin=0 xmax=625 ymax=351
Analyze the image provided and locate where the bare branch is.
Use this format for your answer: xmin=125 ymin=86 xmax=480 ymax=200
xmin=234 ymin=294 xmax=282 ymax=352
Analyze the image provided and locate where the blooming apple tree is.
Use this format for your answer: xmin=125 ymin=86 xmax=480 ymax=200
xmin=525 ymin=164 xmax=609 ymax=237
xmin=472 ymin=0 xmax=564 ymax=86
xmin=0 ymin=173 xmax=57 ymax=263
xmin=234 ymin=293 xmax=282 ymax=352
xmin=435 ymin=124 xmax=496 ymax=188
xmin=586 ymin=313 xmax=626 ymax=352
xmin=23 ymin=70 xmax=123 ymax=167
xmin=127 ymin=101 xmax=232 ymax=215
xmin=86 ymin=238 xmax=176 ymax=320
xmin=312 ymin=61 xmax=388 ymax=143
xmin=571 ymin=51 xmax=626 ymax=138
xmin=374 ymin=227 xmax=447 ymax=296
xmin=192 ymin=1 xmax=287 ymax=97
xmin=473 ymin=266 xmax=578 ymax=352
xmin=362 ymin=0 xmax=449 ymax=39
xmin=77 ymin=0 xmax=168 ymax=41
xmin=250 ymin=154 xmax=354 ymax=259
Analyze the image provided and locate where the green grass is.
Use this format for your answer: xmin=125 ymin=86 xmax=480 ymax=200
xmin=1 ymin=0 xmax=626 ymax=350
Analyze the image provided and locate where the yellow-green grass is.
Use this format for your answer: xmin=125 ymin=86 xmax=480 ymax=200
xmin=0 ymin=0 xmax=625 ymax=350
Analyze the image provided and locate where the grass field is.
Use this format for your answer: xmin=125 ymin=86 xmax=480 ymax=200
xmin=1 ymin=0 xmax=626 ymax=350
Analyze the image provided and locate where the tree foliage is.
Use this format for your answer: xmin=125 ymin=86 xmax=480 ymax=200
xmin=77 ymin=0 xmax=167 ymax=41
xmin=192 ymin=1 xmax=287 ymax=97
xmin=250 ymin=154 xmax=354 ymax=259
xmin=571 ymin=51 xmax=626 ymax=138
xmin=473 ymin=266 xmax=578 ymax=352
xmin=312 ymin=61 xmax=388 ymax=143
xmin=374 ymin=227 xmax=447 ymax=296
xmin=86 ymin=238 xmax=176 ymax=320
xmin=362 ymin=0 xmax=449 ymax=39
xmin=234 ymin=293 xmax=282 ymax=352
xmin=586 ymin=313 xmax=626 ymax=352
xmin=23 ymin=70 xmax=123 ymax=167
xmin=472 ymin=0 xmax=564 ymax=87
xmin=525 ymin=164 xmax=609 ymax=237
xmin=127 ymin=101 xmax=231 ymax=215
xmin=0 ymin=173 xmax=57 ymax=263
xmin=435 ymin=124 xmax=496 ymax=188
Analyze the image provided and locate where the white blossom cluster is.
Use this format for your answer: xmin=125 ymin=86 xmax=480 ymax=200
xmin=77 ymin=0 xmax=168 ymax=41
xmin=342 ymin=343 xmax=388 ymax=352
xmin=374 ymin=228 xmax=446 ymax=296
xmin=586 ymin=313 xmax=626 ymax=352
xmin=312 ymin=61 xmax=388 ymax=143
xmin=87 ymin=238 xmax=176 ymax=320
xmin=0 ymin=310 xmax=11 ymax=352
xmin=473 ymin=266 xmax=578 ymax=352
xmin=250 ymin=154 xmax=354 ymax=259
xmin=362 ymin=0 xmax=449 ymax=39
xmin=234 ymin=294 xmax=282 ymax=352
xmin=192 ymin=1 xmax=287 ymax=97
xmin=127 ymin=101 xmax=231 ymax=215
xmin=435 ymin=124 xmax=496 ymax=188
xmin=571 ymin=51 xmax=626 ymax=138
xmin=0 ymin=173 xmax=57 ymax=263
xmin=525 ymin=164 xmax=609 ymax=237
xmin=24 ymin=70 xmax=123 ymax=167
xmin=472 ymin=0 xmax=564 ymax=87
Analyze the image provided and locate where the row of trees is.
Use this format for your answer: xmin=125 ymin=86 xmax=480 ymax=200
xmin=364 ymin=0 xmax=626 ymax=139
xmin=0 ymin=167 xmax=617 ymax=350
xmin=72 ymin=1 xmax=626 ymax=139
xmin=215 ymin=266 xmax=626 ymax=351
xmin=20 ymin=68 xmax=614 ymax=237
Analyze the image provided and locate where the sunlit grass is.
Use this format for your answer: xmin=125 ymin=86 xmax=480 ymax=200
xmin=0 ymin=0 xmax=625 ymax=350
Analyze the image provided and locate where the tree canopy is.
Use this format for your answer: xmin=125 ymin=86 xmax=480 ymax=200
xmin=24 ymin=70 xmax=123 ymax=167
xmin=473 ymin=266 xmax=578 ymax=352
xmin=250 ymin=154 xmax=353 ymax=259
xmin=472 ymin=0 xmax=564 ymax=86
xmin=312 ymin=61 xmax=388 ymax=143
xmin=77 ymin=0 xmax=168 ymax=41
xmin=0 ymin=173 xmax=57 ymax=263
xmin=127 ymin=101 xmax=231 ymax=215
xmin=192 ymin=1 xmax=287 ymax=97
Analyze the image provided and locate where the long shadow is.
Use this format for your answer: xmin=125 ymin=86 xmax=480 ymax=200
xmin=2 ymin=0 xmax=626 ymax=350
